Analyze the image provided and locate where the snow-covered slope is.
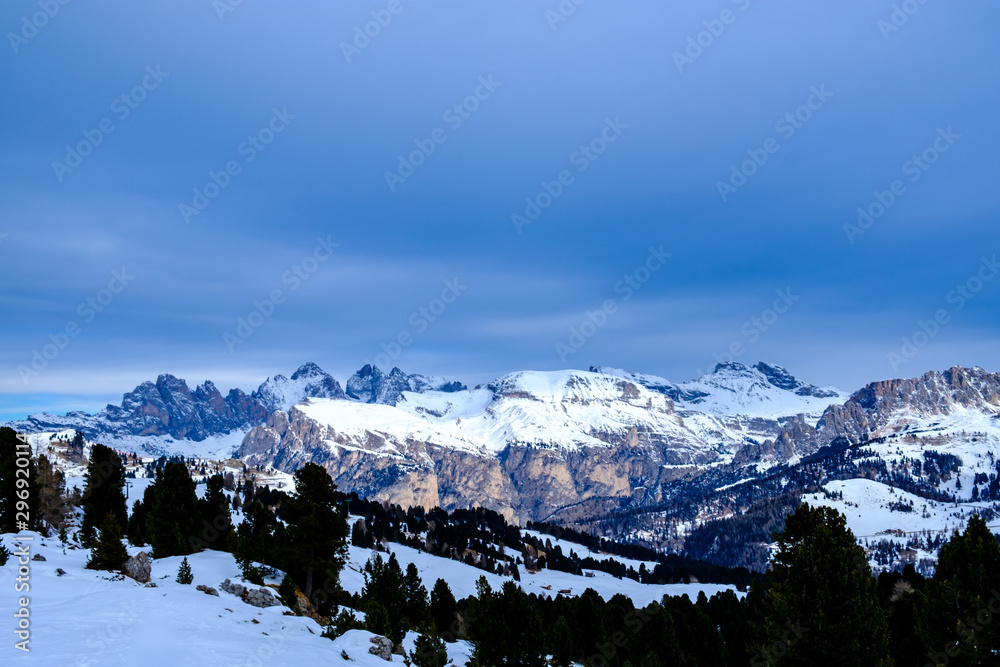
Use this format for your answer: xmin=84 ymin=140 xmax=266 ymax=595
xmin=595 ymin=361 xmax=845 ymax=419
xmin=286 ymin=369 xmax=709 ymax=457
xmin=0 ymin=517 xmax=735 ymax=664
xmin=804 ymin=479 xmax=996 ymax=541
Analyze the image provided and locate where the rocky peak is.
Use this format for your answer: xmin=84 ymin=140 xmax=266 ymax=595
xmin=753 ymin=362 xmax=840 ymax=398
xmin=795 ymin=365 xmax=1000 ymax=448
xmin=253 ymin=362 xmax=345 ymax=412
xmin=346 ymin=364 xmax=466 ymax=405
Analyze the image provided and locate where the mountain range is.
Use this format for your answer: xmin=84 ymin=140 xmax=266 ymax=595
xmin=9 ymin=360 xmax=1000 ymax=568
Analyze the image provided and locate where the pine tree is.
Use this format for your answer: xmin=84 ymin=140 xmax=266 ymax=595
xmin=234 ymin=500 xmax=277 ymax=584
xmin=365 ymin=599 xmax=392 ymax=639
xmin=87 ymin=511 xmax=129 ymax=572
xmin=146 ymin=461 xmax=198 ymax=557
xmin=323 ymin=609 xmax=365 ymax=641
xmin=194 ymin=474 xmax=234 ymax=552
xmin=430 ymin=578 xmax=458 ymax=640
xmin=279 ymin=463 xmax=348 ymax=607
xmin=80 ymin=444 xmax=127 ymax=546
xmin=69 ymin=431 xmax=86 ymax=460
xmin=176 ymin=557 xmax=193 ymax=584
xmin=919 ymin=514 xmax=1000 ymax=664
xmin=126 ymin=485 xmax=156 ymax=546
xmin=362 ymin=553 xmax=407 ymax=643
xmin=752 ymin=503 xmax=892 ymax=666
xmin=467 ymin=579 xmax=545 ymax=667
xmin=279 ymin=574 xmax=299 ymax=612
xmin=551 ymin=616 xmax=573 ymax=666
xmin=403 ymin=561 xmax=429 ymax=627
xmin=35 ymin=455 xmax=68 ymax=534
xmin=410 ymin=633 xmax=449 ymax=667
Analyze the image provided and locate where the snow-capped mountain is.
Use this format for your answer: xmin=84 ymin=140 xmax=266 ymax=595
xmin=4 ymin=363 xmax=467 ymax=455
xmin=253 ymin=362 xmax=346 ymax=412
xmin=592 ymin=361 xmax=844 ymax=418
xmin=238 ymin=365 xmax=848 ymax=521
xmin=6 ymin=363 xmax=347 ymax=449
xmin=345 ymin=364 xmax=466 ymax=405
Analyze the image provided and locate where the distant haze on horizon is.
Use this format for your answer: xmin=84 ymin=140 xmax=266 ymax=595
xmin=1 ymin=1 xmax=998 ymax=419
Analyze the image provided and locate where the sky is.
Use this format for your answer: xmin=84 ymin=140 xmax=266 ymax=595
xmin=1 ymin=1 xmax=999 ymax=420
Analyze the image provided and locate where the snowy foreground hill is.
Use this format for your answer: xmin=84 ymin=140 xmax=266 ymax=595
xmin=0 ymin=526 xmax=731 ymax=665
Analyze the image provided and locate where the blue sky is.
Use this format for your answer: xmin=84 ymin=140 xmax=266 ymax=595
xmin=1 ymin=1 xmax=998 ymax=420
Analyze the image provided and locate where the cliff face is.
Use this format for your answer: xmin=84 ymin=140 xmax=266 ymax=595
xmin=813 ymin=366 xmax=1000 ymax=443
xmin=239 ymin=404 xmax=695 ymax=522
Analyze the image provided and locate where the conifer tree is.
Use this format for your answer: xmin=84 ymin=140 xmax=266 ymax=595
xmin=194 ymin=474 xmax=234 ymax=552
xmin=279 ymin=574 xmax=299 ymax=612
xmin=280 ymin=463 xmax=348 ymax=603
xmin=752 ymin=503 xmax=891 ymax=666
xmin=365 ymin=600 xmax=392 ymax=640
xmin=87 ymin=511 xmax=129 ymax=572
xmin=35 ymin=454 xmax=68 ymax=534
xmin=403 ymin=561 xmax=428 ymax=626
xmin=146 ymin=461 xmax=198 ymax=557
xmin=410 ymin=633 xmax=448 ymax=667
xmin=362 ymin=553 xmax=407 ymax=643
xmin=126 ymin=485 xmax=156 ymax=546
xmin=80 ymin=444 xmax=127 ymax=546
xmin=430 ymin=578 xmax=458 ymax=640
xmin=176 ymin=557 xmax=193 ymax=584
xmin=550 ymin=616 xmax=573 ymax=666
xmin=234 ymin=499 xmax=277 ymax=584
xmin=920 ymin=514 xmax=1000 ymax=664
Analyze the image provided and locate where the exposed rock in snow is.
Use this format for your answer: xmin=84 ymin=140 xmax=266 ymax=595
xmin=124 ymin=551 xmax=151 ymax=583
xmin=368 ymin=636 xmax=394 ymax=661
xmin=220 ymin=578 xmax=280 ymax=608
